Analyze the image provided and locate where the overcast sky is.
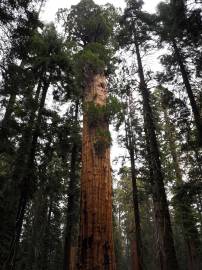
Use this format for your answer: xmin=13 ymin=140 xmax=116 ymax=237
xmin=41 ymin=0 xmax=162 ymax=23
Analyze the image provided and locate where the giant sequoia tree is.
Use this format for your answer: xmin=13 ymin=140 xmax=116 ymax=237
xmin=57 ymin=0 xmax=117 ymax=269
xmin=0 ymin=0 xmax=202 ymax=270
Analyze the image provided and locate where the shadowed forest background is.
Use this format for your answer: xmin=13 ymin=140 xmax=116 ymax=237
xmin=0 ymin=0 xmax=202 ymax=270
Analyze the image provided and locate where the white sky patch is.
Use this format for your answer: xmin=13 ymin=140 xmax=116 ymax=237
xmin=41 ymin=0 xmax=162 ymax=23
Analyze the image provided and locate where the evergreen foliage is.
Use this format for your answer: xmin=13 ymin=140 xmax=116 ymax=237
xmin=0 ymin=0 xmax=202 ymax=269
xmin=85 ymin=95 xmax=122 ymax=127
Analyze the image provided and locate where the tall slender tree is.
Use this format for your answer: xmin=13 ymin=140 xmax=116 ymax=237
xmin=115 ymin=68 xmax=144 ymax=270
xmin=156 ymin=0 xmax=202 ymax=145
xmin=119 ymin=1 xmax=179 ymax=269
xmin=2 ymin=24 xmax=73 ymax=270
xmin=159 ymin=87 xmax=201 ymax=270
xmin=63 ymin=101 xmax=81 ymax=270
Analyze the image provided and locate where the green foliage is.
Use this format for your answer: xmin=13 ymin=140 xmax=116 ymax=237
xmin=76 ymin=43 xmax=108 ymax=75
xmin=106 ymin=95 xmax=123 ymax=120
xmin=57 ymin=0 xmax=117 ymax=46
xmin=118 ymin=0 xmax=154 ymax=49
xmin=85 ymin=95 xmax=122 ymax=127
xmin=156 ymin=0 xmax=187 ymax=41
xmin=29 ymin=24 xmax=73 ymax=76
xmin=57 ymin=0 xmax=118 ymax=79
xmin=93 ymin=128 xmax=112 ymax=155
xmin=1 ymin=0 xmax=202 ymax=269
xmin=85 ymin=102 xmax=106 ymax=127
xmin=75 ymin=42 xmax=117 ymax=81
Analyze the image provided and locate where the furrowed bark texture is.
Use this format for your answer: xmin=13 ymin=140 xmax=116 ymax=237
xmin=78 ymin=74 xmax=116 ymax=270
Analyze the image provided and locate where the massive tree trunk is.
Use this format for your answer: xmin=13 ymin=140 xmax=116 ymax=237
xmin=78 ymin=73 xmax=116 ymax=270
xmin=134 ymin=36 xmax=179 ymax=270
xmin=172 ymin=39 xmax=202 ymax=145
xmin=163 ymin=106 xmax=200 ymax=270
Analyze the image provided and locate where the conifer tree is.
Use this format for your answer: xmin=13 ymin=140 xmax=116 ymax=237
xmin=63 ymin=101 xmax=81 ymax=270
xmin=154 ymin=86 xmax=201 ymax=269
xmin=156 ymin=0 xmax=202 ymax=145
xmin=2 ymin=24 xmax=74 ymax=270
xmin=119 ymin=1 xmax=179 ymax=269
xmin=57 ymin=1 xmax=118 ymax=269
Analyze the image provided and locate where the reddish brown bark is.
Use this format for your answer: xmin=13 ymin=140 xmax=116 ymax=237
xmin=65 ymin=246 xmax=77 ymax=270
xmin=78 ymin=74 xmax=116 ymax=270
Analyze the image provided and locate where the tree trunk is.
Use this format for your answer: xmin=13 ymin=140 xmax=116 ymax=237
xmin=78 ymin=73 xmax=116 ymax=270
xmin=63 ymin=102 xmax=80 ymax=270
xmin=124 ymin=90 xmax=144 ymax=270
xmin=130 ymin=239 xmax=139 ymax=270
xmin=162 ymin=108 xmax=182 ymax=185
xmin=3 ymin=192 xmax=27 ymax=270
xmin=162 ymin=106 xmax=200 ymax=270
xmin=3 ymin=78 xmax=50 ymax=270
xmin=26 ymin=138 xmax=53 ymax=270
xmin=0 ymin=92 xmax=16 ymax=153
xmin=145 ymin=131 xmax=164 ymax=270
xmin=172 ymin=39 xmax=202 ymax=145
xmin=63 ymin=146 xmax=79 ymax=270
xmin=126 ymin=123 xmax=143 ymax=270
xmin=134 ymin=36 xmax=179 ymax=270
xmin=42 ymin=198 xmax=53 ymax=270
xmin=129 ymin=148 xmax=143 ymax=270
